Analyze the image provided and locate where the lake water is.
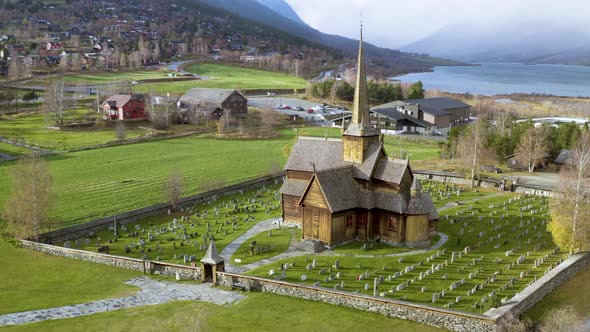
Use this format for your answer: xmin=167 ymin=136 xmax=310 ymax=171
xmin=392 ymin=62 xmax=590 ymax=97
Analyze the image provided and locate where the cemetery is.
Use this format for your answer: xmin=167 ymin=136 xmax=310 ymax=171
xmin=230 ymin=228 xmax=302 ymax=266
xmin=67 ymin=184 xmax=283 ymax=265
xmin=247 ymin=192 xmax=568 ymax=314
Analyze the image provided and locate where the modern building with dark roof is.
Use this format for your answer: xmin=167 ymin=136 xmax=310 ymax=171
xmin=374 ymin=97 xmax=471 ymax=131
xmin=280 ymin=28 xmax=438 ymax=247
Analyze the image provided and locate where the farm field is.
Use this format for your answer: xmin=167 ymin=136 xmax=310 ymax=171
xmin=134 ymin=63 xmax=307 ymax=94
xmin=0 ymin=238 xmax=140 ymax=315
xmin=23 ymin=69 xmax=174 ymax=87
xmin=74 ymin=185 xmax=283 ymax=264
xmin=0 ymin=134 xmax=290 ymax=228
xmin=247 ymin=193 xmax=565 ymax=314
xmin=0 ymin=294 xmax=442 ymax=332
xmin=0 ymin=109 xmax=148 ymax=151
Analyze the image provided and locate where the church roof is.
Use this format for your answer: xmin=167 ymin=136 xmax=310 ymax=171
xmin=373 ymin=158 xmax=410 ymax=185
xmin=422 ymin=192 xmax=439 ymax=220
xmin=411 ymin=177 xmax=422 ymax=191
xmin=200 ymin=239 xmax=224 ymax=264
xmin=279 ymin=179 xmax=308 ymax=196
xmin=285 ymin=138 xmax=347 ymax=172
xmin=353 ymin=142 xmax=385 ymax=180
xmin=313 ymin=166 xmax=359 ymax=213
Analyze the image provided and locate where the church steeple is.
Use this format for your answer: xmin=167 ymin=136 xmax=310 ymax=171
xmin=342 ymin=23 xmax=380 ymax=163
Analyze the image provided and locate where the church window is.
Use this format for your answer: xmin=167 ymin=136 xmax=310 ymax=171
xmin=345 ymin=215 xmax=353 ymax=228
xmin=388 ymin=216 xmax=397 ymax=231
xmin=359 ymin=214 xmax=367 ymax=228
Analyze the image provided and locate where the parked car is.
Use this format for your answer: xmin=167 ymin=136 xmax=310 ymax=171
xmin=295 ymin=106 xmax=305 ymax=112
xmin=284 ymin=105 xmax=291 ymax=109
xmin=307 ymin=109 xmax=314 ymax=113
xmin=276 ymin=104 xmax=284 ymax=109
xmin=481 ymin=166 xmax=502 ymax=173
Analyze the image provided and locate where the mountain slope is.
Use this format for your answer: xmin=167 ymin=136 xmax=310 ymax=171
xmin=256 ymin=0 xmax=308 ymax=26
xmin=195 ymin=0 xmax=462 ymax=75
xmin=402 ymin=21 xmax=590 ymax=66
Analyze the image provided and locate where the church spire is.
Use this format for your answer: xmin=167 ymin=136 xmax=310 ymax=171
xmin=343 ymin=23 xmax=379 ymax=138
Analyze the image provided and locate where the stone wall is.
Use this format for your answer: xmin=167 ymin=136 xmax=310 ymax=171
xmin=216 ymin=272 xmax=496 ymax=332
xmin=486 ymin=252 xmax=590 ymax=324
xmin=20 ymin=240 xmax=201 ymax=280
xmin=41 ymin=173 xmax=285 ymax=244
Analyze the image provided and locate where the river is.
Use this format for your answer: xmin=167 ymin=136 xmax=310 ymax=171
xmin=391 ymin=62 xmax=590 ymax=97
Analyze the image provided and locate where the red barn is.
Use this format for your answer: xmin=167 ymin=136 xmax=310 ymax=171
xmin=102 ymin=95 xmax=146 ymax=120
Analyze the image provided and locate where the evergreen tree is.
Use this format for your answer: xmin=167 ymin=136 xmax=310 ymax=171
xmin=407 ymin=81 xmax=425 ymax=99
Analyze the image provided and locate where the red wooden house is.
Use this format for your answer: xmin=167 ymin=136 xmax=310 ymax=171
xmin=102 ymin=95 xmax=146 ymax=120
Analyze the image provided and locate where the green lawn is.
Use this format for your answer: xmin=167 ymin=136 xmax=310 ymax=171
xmin=0 ymin=142 xmax=29 ymax=157
xmin=0 ymin=134 xmax=290 ymax=228
xmin=0 ymin=294 xmax=442 ymax=332
xmin=73 ymin=185 xmax=282 ymax=265
xmin=0 ymin=109 xmax=148 ymax=151
xmin=231 ymin=227 xmax=301 ymax=266
xmin=330 ymin=240 xmax=414 ymax=256
xmin=26 ymin=69 xmax=174 ymax=86
xmin=0 ymin=238 xmax=140 ymax=315
xmin=421 ymin=180 xmax=496 ymax=208
xmin=248 ymin=193 xmax=563 ymax=314
xmin=525 ymin=264 xmax=590 ymax=322
xmin=134 ymin=63 xmax=306 ymax=94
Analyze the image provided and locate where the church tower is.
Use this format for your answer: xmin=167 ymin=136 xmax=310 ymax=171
xmin=342 ymin=24 xmax=380 ymax=163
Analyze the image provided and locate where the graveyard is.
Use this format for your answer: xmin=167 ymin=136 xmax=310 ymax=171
xmin=72 ymin=184 xmax=282 ymax=265
xmin=230 ymin=227 xmax=302 ymax=266
xmin=246 ymin=192 xmax=567 ymax=314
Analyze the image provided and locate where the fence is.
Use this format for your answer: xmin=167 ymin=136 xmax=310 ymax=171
xmin=41 ymin=172 xmax=285 ymax=244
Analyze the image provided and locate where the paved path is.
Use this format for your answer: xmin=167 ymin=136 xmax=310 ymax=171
xmin=0 ymin=153 xmax=16 ymax=161
xmin=0 ymin=277 xmax=245 ymax=327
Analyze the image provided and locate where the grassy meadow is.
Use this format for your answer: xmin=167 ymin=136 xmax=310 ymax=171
xmin=0 ymin=294 xmax=442 ymax=332
xmin=231 ymin=227 xmax=301 ymax=266
xmin=0 ymin=238 xmax=141 ymax=315
xmin=135 ymin=63 xmax=306 ymax=94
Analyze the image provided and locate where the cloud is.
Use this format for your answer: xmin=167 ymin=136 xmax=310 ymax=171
xmin=286 ymin=0 xmax=590 ymax=48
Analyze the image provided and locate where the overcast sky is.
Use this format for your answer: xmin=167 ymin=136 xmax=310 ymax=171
xmin=285 ymin=0 xmax=590 ymax=49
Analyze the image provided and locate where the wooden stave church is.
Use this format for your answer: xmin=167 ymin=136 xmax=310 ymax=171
xmin=280 ymin=27 xmax=438 ymax=247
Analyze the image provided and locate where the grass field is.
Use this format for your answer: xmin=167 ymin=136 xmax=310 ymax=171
xmin=0 ymin=294 xmax=442 ymax=332
xmin=134 ymin=63 xmax=306 ymax=94
xmin=231 ymin=227 xmax=301 ymax=266
xmin=0 ymin=142 xmax=30 ymax=157
xmin=525 ymin=264 xmax=590 ymax=322
xmin=73 ymin=185 xmax=282 ymax=264
xmin=0 ymin=238 xmax=140 ymax=315
xmin=0 ymin=134 xmax=290 ymax=228
xmin=0 ymin=109 xmax=148 ymax=151
xmin=61 ymin=70 xmax=174 ymax=85
xmin=247 ymin=194 xmax=564 ymax=313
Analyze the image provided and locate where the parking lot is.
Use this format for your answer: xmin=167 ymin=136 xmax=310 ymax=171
xmin=248 ymin=97 xmax=351 ymax=123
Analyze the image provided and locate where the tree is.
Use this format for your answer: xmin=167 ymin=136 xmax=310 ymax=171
xmin=514 ymin=126 xmax=551 ymax=173
xmin=407 ymin=81 xmax=425 ymax=99
xmin=8 ymin=55 xmax=22 ymax=80
xmin=115 ymin=121 xmax=127 ymax=140
xmin=44 ymin=78 xmax=67 ymax=125
xmin=166 ymin=170 xmax=183 ymax=211
xmin=457 ymin=120 xmax=490 ymax=188
xmin=22 ymin=90 xmax=39 ymax=102
xmin=549 ymin=131 xmax=590 ymax=251
xmin=3 ymin=153 xmax=53 ymax=241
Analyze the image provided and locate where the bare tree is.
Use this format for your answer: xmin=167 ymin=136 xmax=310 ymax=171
xmin=45 ymin=78 xmax=67 ymax=125
xmin=514 ymin=126 xmax=551 ymax=173
xmin=3 ymin=153 xmax=53 ymax=241
xmin=457 ymin=120 xmax=490 ymax=188
xmin=166 ymin=170 xmax=183 ymax=211
xmin=541 ymin=306 xmax=585 ymax=332
xmin=115 ymin=121 xmax=127 ymax=140
xmin=549 ymin=131 xmax=590 ymax=251
xmin=8 ymin=55 xmax=22 ymax=80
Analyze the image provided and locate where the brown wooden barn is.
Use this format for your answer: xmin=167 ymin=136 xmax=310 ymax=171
xmin=177 ymin=88 xmax=248 ymax=117
xmin=280 ymin=29 xmax=438 ymax=247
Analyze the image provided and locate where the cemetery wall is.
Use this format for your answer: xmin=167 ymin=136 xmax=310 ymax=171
xmin=40 ymin=173 xmax=285 ymax=244
xmin=486 ymin=252 xmax=590 ymax=324
xmin=413 ymin=170 xmax=503 ymax=190
xmin=20 ymin=240 xmax=202 ymax=280
xmin=216 ymin=272 xmax=497 ymax=332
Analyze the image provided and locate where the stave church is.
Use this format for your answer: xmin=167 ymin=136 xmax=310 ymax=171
xmin=280 ymin=27 xmax=438 ymax=247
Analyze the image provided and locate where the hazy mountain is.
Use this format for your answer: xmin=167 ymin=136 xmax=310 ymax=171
xmin=401 ymin=20 xmax=590 ymax=66
xmin=195 ymin=0 xmax=462 ymax=75
xmin=256 ymin=0 xmax=308 ymax=26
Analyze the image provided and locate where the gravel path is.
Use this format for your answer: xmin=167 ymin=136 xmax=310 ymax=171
xmin=0 ymin=277 xmax=245 ymax=326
